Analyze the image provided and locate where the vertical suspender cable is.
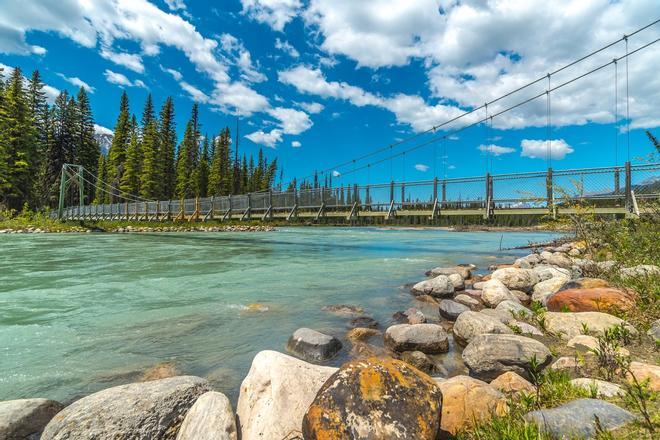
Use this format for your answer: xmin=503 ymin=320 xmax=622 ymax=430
xmin=484 ymin=103 xmax=490 ymax=173
xmin=614 ymin=59 xmax=618 ymax=165
xmin=547 ymin=73 xmax=552 ymax=169
xmin=489 ymin=116 xmax=494 ymax=173
xmin=625 ymin=35 xmax=631 ymax=162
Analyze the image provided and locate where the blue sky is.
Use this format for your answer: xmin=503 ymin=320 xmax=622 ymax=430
xmin=0 ymin=0 xmax=659 ymax=188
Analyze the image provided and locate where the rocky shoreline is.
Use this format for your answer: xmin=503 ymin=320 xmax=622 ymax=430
xmin=1 ymin=240 xmax=659 ymax=439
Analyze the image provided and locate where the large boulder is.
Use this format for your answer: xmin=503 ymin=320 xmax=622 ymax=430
xmin=436 ymin=375 xmax=507 ymax=435
xmin=490 ymin=268 xmax=540 ymax=292
xmin=448 ymin=273 xmax=465 ymax=290
xmin=0 ymin=399 xmax=63 ymax=440
xmin=490 ymin=372 xmax=535 ymax=396
xmin=481 ymin=279 xmax=519 ymax=307
xmin=569 ymin=378 xmax=623 ymax=398
xmin=236 ymin=351 xmax=337 ymax=440
xmin=453 ymin=294 xmax=481 ymax=309
xmin=302 ymin=357 xmax=443 ymax=440
xmin=532 ymin=265 xmax=570 ymax=281
xmin=42 ymin=376 xmax=210 ymax=440
xmin=619 ymin=264 xmax=660 ymax=279
xmin=543 ymin=311 xmax=637 ymax=340
xmin=544 ymin=252 xmax=574 ymax=269
xmin=495 ymin=300 xmax=531 ymax=319
xmin=531 ymin=276 xmax=569 ymax=305
xmin=452 ymin=311 xmax=513 ymax=346
xmin=525 ymin=399 xmax=634 ymax=438
xmin=627 ymin=361 xmax=660 ymax=391
xmin=462 ymin=334 xmax=552 ymax=381
xmin=427 ymin=265 xmax=472 ymax=279
xmin=286 ymin=328 xmax=342 ymax=362
xmin=176 ymin=391 xmax=237 ymax=440
xmin=384 ymin=323 xmax=449 ymax=354
xmin=557 ymin=277 xmax=610 ymax=291
xmin=546 ymin=287 xmax=636 ymax=313
xmin=438 ymin=299 xmax=469 ymax=321
xmin=411 ymin=275 xmax=454 ymax=297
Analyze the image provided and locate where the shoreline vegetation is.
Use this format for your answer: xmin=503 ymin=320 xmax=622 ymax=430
xmin=1 ymin=212 xmax=658 ymax=439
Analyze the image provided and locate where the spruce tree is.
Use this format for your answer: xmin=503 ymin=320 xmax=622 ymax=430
xmin=175 ymin=104 xmax=200 ymax=199
xmin=141 ymin=93 xmax=155 ymax=132
xmin=197 ymin=135 xmax=210 ymax=197
xmin=0 ymin=67 xmax=9 ymax=208
xmin=208 ymin=128 xmax=232 ymax=196
xmin=120 ymin=115 xmax=141 ymax=197
xmin=240 ymin=154 xmax=248 ymax=193
xmin=140 ymin=120 xmax=160 ymax=199
xmin=107 ymin=92 xmax=130 ymax=201
xmin=94 ymin=154 xmax=107 ymax=204
xmin=158 ymin=97 xmax=176 ymax=199
xmin=74 ymin=87 xmax=100 ymax=203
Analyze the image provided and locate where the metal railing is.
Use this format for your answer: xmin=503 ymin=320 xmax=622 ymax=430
xmin=57 ymin=162 xmax=660 ymax=221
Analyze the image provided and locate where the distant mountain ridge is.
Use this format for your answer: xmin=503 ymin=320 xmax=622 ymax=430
xmin=94 ymin=124 xmax=113 ymax=155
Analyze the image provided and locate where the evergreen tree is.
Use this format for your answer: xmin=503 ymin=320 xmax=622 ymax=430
xmin=140 ymin=120 xmax=160 ymax=199
xmin=141 ymin=93 xmax=155 ymax=132
xmin=158 ymin=97 xmax=176 ymax=199
xmin=120 ymin=116 xmax=141 ymax=197
xmin=74 ymin=87 xmax=99 ymax=203
xmin=94 ymin=154 xmax=107 ymax=204
xmin=247 ymin=154 xmax=255 ymax=191
xmin=175 ymin=105 xmax=200 ymax=198
xmin=208 ymin=128 xmax=232 ymax=196
xmin=0 ymin=67 xmax=9 ymax=208
xmin=197 ymin=135 xmax=210 ymax=197
xmin=240 ymin=154 xmax=248 ymax=193
xmin=107 ymin=91 xmax=130 ymax=201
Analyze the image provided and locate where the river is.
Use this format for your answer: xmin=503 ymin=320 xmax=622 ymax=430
xmin=0 ymin=227 xmax=558 ymax=403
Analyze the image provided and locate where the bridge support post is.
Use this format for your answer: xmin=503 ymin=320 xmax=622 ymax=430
xmin=401 ymin=183 xmax=405 ymax=210
xmin=223 ymin=195 xmax=232 ymax=221
xmin=614 ymin=168 xmax=621 ymax=197
xmin=484 ymin=173 xmax=492 ymax=219
xmin=624 ymin=161 xmax=632 ymax=212
xmin=546 ymin=168 xmax=555 ymax=219
xmin=442 ymin=180 xmax=447 ymax=208
xmin=241 ymin=193 xmax=252 ymax=221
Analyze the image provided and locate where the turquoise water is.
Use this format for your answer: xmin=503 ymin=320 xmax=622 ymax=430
xmin=0 ymin=227 xmax=557 ymax=403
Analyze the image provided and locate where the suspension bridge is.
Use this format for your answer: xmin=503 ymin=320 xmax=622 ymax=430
xmin=56 ymin=21 xmax=660 ymax=224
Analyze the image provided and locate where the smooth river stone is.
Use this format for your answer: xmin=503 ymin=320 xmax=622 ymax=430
xmin=384 ymin=323 xmax=449 ymax=354
xmin=286 ymin=328 xmax=342 ymax=362
xmin=438 ymin=299 xmax=469 ymax=320
xmin=0 ymin=398 xmax=64 ymax=440
xmin=176 ymin=391 xmax=237 ymax=440
xmin=452 ymin=311 xmax=513 ymax=346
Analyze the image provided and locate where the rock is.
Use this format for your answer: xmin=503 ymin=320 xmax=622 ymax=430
xmin=176 ymin=391 xmax=237 ymax=440
xmin=510 ymin=321 xmax=543 ymax=336
xmin=302 ymin=357 xmax=443 ymax=440
xmin=452 ymin=311 xmax=513 ymax=345
xmin=414 ymin=294 xmax=439 ymax=305
xmin=463 ymin=289 xmax=483 ymax=300
xmin=550 ymin=356 xmax=580 ymax=371
xmin=510 ymin=290 xmax=531 ymax=305
xmin=322 ymin=304 xmax=364 ymax=317
xmin=558 ymin=277 xmax=610 ymax=291
xmin=531 ymin=276 xmax=569 ymax=305
xmin=0 ymin=399 xmax=63 ymax=440
xmin=286 ymin=328 xmax=342 ymax=362
xmin=481 ymin=279 xmax=519 ymax=307
xmin=490 ymin=371 xmax=535 ymax=395
xmin=543 ymin=311 xmax=637 ymax=340
xmin=547 ymin=287 xmax=636 ymax=313
xmin=141 ymin=361 xmax=180 ymax=382
xmin=348 ymin=316 xmax=379 ymax=329
xmin=472 ymin=281 xmax=486 ymax=290
xmin=569 ymin=378 xmax=623 ymax=398
xmin=545 ymin=252 xmax=574 ymax=269
xmin=532 ymin=265 xmax=571 ymax=282
xmin=396 ymin=307 xmax=427 ymax=324
xmin=42 ymin=376 xmax=210 ymax=440
xmin=245 ymin=303 xmax=269 ymax=312
xmin=411 ymin=275 xmax=454 ymax=297
xmin=438 ymin=299 xmax=469 ymax=321
xmin=462 ymin=334 xmax=552 ymax=381
xmin=619 ymin=264 xmax=660 ymax=279
xmin=567 ymin=335 xmax=599 ymax=353
xmin=479 ymin=308 xmax=516 ymax=325
xmin=627 ymin=361 xmax=660 ymax=391
xmin=384 ymin=324 xmax=449 ymax=354
xmin=596 ymin=260 xmax=618 ymax=273
xmin=453 ymin=294 xmax=481 ymax=309
xmin=436 ymin=375 xmax=508 ymax=435
xmin=448 ymin=273 xmax=465 ymax=290
xmin=427 ymin=265 xmax=472 ymax=279
xmin=491 ymin=267 xmax=540 ymax=292
xmin=346 ymin=327 xmax=380 ymax=344
xmin=525 ymin=399 xmax=634 ymax=438
xmin=236 ymin=351 xmax=337 ymax=440
xmin=401 ymin=350 xmax=436 ymax=373
xmin=648 ymin=319 xmax=660 ymax=341
xmin=495 ymin=300 xmax=531 ymax=319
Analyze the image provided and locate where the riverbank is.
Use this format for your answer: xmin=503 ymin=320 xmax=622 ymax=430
xmin=1 ymin=226 xmax=657 ymax=438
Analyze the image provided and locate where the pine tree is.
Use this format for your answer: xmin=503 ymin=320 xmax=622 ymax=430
xmin=107 ymin=91 xmax=130 ymax=201
xmin=140 ymin=120 xmax=160 ymax=199
xmin=208 ymin=128 xmax=232 ymax=196
xmin=141 ymin=94 xmax=155 ymax=132
xmin=0 ymin=67 xmax=9 ymax=208
xmin=94 ymin=154 xmax=107 ymax=204
xmin=196 ymin=135 xmax=210 ymax=197
xmin=120 ymin=116 xmax=141 ymax=198
xmin=175 ymin=105 xmax=200 ymax=199
xmin=158 ymin=97 xmax=176 ymax=199
xmin=74 ymin=87 xmax=99 ymax=204
xmin=240 ymin=154 xmax=248 ymax=193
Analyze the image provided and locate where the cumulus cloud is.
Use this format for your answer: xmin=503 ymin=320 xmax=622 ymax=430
xmin=245 ymin=129 xmax=283 ymax=148
xmin=104 ymin=69 xmax=147 ymax=88
xmin=100 ymin=47 xmax=144 ymax=73
xmin=521 ymin=139 xmax=574 ymax=160
xmin=275 ymin=38 xmax=299 ymax=57
xmin=180 ymin=81 xmax=209 ymax=103
xmin=219 ymin=33 xmax=267 ymax=84
xmin=332 ymin=170 xmax=341 ymax=177
xmin=241 ymin=0 xmax=302 ymax=31
xmin=297 ymin=101 xmax=324 ymax=114
xmin=477 ymin=144 xmax=515 ymax=156
xmin=414 ymin=164 xmax=429 ymax=172
xmin=162 ymin=66 xmax=183 ymax=81
xmin=291 ymin=140 xmax=301 ymax=147
xmin=56 ymin=73 xmax=95 ymax=93
xmin=266 ymin=107 xmax=312 ymax=134
xmin=164 ymin=0 xmax=186 ymax=11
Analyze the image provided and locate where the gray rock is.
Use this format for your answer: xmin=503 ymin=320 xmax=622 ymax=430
xmin=348 ymin=316 xmax=379 ymax=329
xmin=462 ymin=334 xmax=552 ymax=381
xmin=481 ymin=279 xmax=520 ymax=307
xmin=532 ymin=265 xmax=571 ymax=282
xmin=491 ymin=267 xmax=540 ymax=292
xmin=620 ymin=264 xmax=660 ymax=279
xmin=453 ymin=294 xmax=481 ymax=309
xmin=452 ymin=311 xmax=513 ymax=346
xmin=480 ymin=308 xmax=516 ymax=324
xmin=427 ymin=265 xmax=472 ymax=279
xmin=448 ymin=273 xmax=465 ymax=290
xmin=400 ymin=350 xmax=437 ymax=374
xmin=648 ymin=319 xmax=660 ymax=341
xmin=322 ymin=304 xmax=364 ymax=317
xmin=176 ymin=391 xmax=237 ymax=440
xmin=286 ymin=328 xmax=342 ymax=362
xmin=384 ymin=323 xmax=449 ymax=354
xmin=569 ymin=379 xmax=623 ymax=398
xmin=411 ymin=275 xmax=454 ymax=297
xmin=525 ymin=399 xmax=634 ymax=438
xmin=495 ymin=300 xmax=532 ymax=319
xmin=545 ymin=253 xmax=574 ymax=269
xmin=0 ymin=398 xmax=63 ymax=440
xmin=543 ymin=312 xmax=637 ymax=340
xmin=532 ymin=276 xmax=569 ymax=305
xmin=510 ymin=321 xmax=543 ymax=336
xmin=42 ymin=376 xmax=211 ymax=440
xmin=438 ymin=299 xmax=470 ymax=321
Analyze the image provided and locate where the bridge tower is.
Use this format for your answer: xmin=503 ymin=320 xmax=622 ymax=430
xmin=57 ymin=164 xmax=85 ymax=219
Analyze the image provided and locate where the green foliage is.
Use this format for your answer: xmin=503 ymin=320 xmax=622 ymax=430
xmin=120 ymin=116 xmax=141 ymax=198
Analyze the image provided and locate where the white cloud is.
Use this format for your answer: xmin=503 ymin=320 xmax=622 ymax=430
xmin=297 ymin=101 xmax=324 ymax=114
xmin=521 ymin=139 xmax=574 ymax=160
xmin=414 ymin=164 xmax=429 ymax=172
xmin=332 ymin=170 xmax=341 ymax=177
xmin=241 ymin=0 xmax=302 ymax=31
xmin=211 ymin=82 xmax=269 ymax=116
xmin=104 ymin=69 xmax=147 ymax=88
xmin=57 ymin=73 xmax=95 ymax=93
xmin=162 ymin=66 xmax=183 ymax=81
xmin=180 ymin=81 xmax=209 ymax=103
xmin=1 ymin=62 xmax=60 ymax=103
xmin=266 ymin=107 xmax=312 ymax=135
xmin=164 ymin=0 xmax=186 ymax=11
xmin=245 ymin=129 xmax=283 ymax=148
xmin=100 ymin=47 xmax=145 ymax=73
xmin=219 ymin=33 xmax=267 ymax=84
xmin=275 ymin=38 xmax=299 ymax=57
xmin=477 ymin=144 xmax=515 ymax=156
xmin=291 ymin=140 xmax=301 ymax=147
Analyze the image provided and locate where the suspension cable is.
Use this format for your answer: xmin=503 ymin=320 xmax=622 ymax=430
xmin=625 ymin=35 xmax=631 ymax=162
xmin=81 ymin=167 xmax=154 ymax=203
xmin=546 ymin=73 xmax=552 ymax=169
xmin=614 ymin=59 xmax=618 ymax=166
